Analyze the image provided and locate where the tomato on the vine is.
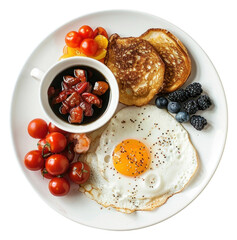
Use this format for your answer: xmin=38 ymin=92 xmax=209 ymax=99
xmin=48 ymin=122 xmax=67 ymax=135
xmin=37 ymin=138 xmax=50 ymax=156
xmin=24 ymin=150 xmax=45 ymax=171
xmin=78 ymin=25 xmax=93 ymax=39
xmin=80 ymin=39 xmax=98 ymax=56
xmin=45 ymin=154 xmax=69 ymax=175
xmin=61 ymin=142 xmax=75 ymax=163
xmin=68 ymin=162 xmax=90 ymax=184
xmin=65 ymin=31 xmax=82 ymax=48
xmin=45 ymin=132 xmax=67 ymax=153
xmin=49 ymin=177 xmax=70 ymax=196
xmin=41 ymin=168 xmax=54 ymax=179
xmin=28 ymin=118 xmax=48 ymax=139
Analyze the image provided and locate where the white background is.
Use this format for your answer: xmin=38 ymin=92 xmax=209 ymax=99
xmin=1 ymin=0 xmax=236 ymax=239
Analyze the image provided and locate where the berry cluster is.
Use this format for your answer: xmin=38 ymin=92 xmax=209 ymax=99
xmin=155 ymin=82 xmax=212 ymax=131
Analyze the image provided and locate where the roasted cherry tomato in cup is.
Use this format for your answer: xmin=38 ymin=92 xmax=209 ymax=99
xmin=65 ymin=31 xmax=82 ymax=48
xmin=28 ymin=118 xmax=48 ymax=139
xmin=45 ymin=132 xmax=67 ymax=153
xmin=49 ymin=177 xmax=70 ymax=196
xmin=78 ymin=25 xmax=93 ymax=39
xmin=48 ymin=122 xmax=67 ymax=135
xmin=80 ymin=39 xmax=98 ymax=56
xmin=92 ymin=81 xmax=109 ymax=96
xmin=68 ymin=162 xmax=90 ymax=184
xmin=24 ymin=150 xmax=45 ymax=171
xmin=81 ymin=92 xmax=102 ymax=108
xmin=45 ymin=154 xmax=69 ymax=175
xmin=93 ymin=27 xmax=108 ymax=39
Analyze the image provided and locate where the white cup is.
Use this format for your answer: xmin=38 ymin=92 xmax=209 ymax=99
xmin=30 ymin=56 xmax=119 ymax=133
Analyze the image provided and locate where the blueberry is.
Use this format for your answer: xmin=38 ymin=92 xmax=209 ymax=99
xmin=155 ymin=96 xmax=168 ymax=109
xmin=175 ymin=111 xmax=190 ymax=123
xmin=167 ymin=102 xmax=181 ymax=113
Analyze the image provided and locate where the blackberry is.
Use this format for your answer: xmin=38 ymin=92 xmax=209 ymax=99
xmin=197 ymin=95 xmax=212 ymax=110
xmin=167 ymin=89 xmax=189 ymax=102
xmin=183 ymin=100 xmax=199 ymax=114
xmin=190 ymin=115 xmax=207 ymax=130
xmin=185 ymin=82 xmax=203 ymax=97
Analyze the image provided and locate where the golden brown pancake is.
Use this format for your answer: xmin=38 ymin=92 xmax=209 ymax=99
xmin=105 ymin=34 xmax=165 ymax=106
xmin=140 ymin=28 xmax=191 ymax=93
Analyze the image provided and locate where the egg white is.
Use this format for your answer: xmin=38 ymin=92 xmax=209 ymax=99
xmin=79 ymin=105 xmax=199 ymax=213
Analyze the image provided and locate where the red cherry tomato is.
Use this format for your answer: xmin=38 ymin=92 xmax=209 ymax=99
xmin=37 ymin=138 xmax=50 ymax=156
xmin=78 ymin=25 xmax=93 ymax=39
xmin=93 ymin=27 xmax=108 ymax=39
xmin=65 ymin=31 xmax=82 ymax=48
xmin=80 ymin=39 xmax=98 ymax=56
xmin=68 ymin=162 xmax=90 ymax=184
xmin=41 ymin=168 xmax=54 ymax=179
xmin=49 ymin=177 xmax=70 ymax=196
xmin=45 ymin=154 xmax=69 ymax=175
xmin=48 ymin=122 xmax=67 ymax=135
xmin=24 ymin=150 xmax=45 ymax=171
xmin=28 ymin=118 xmax=48 ymax=139
xmin=45 ymin=132 xmax=67 ymax=153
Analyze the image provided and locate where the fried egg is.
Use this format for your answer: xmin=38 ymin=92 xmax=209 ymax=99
xmin=79 ymin=105 xmax=199 ymax=213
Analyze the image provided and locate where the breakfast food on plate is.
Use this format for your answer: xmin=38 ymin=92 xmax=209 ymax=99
xmin=140 ymin=28 xmax=191 ymax=93
xmin=79 ymin=105 xmax=199 ymax=213
xmin=48 ymin=66 xmax=110 ymax=124
xmin=60 ymin=25 xmax=108 ymax=61
xmin=24 ymin=118 xmax=91 ymax=196
xmin=156 ymin=82 xmax=212 ymax=130
xmin=105 ymin=34 xmax=165 ymax=106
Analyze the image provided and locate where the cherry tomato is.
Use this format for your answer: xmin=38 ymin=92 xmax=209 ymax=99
xmin=24 ymin=150 xmax=44 ymax=171
xmin=48 ymin=122 xmax=67 ymax=135
xmin=41 ymin=168 xmax=54 ymax=179
xmin=45 ymin=132 xmax=67 ymax=153
xmin=61 ymin=142 xmax=75 ymax=163
xmin=45 ymin=154 xmax=69 ymax=175
xmin=65 ymin=31 xmax=82 ymax=48
xmin=37 ymin=138 xmax=50 ymax=156
xmin=68 ymin=162 xmax=90 ymax=184
xmin=93 ymin=27 xmax=108 ymax=39
xmin=49 ymin=177 xmax=70 ymax=196
xmin=28 ymin=118 xmax=48 ymax=139
xmin=80 ymin=39 xmax=98 ymax=56
xmin=78 ymin=25 xmax=93 ymax=39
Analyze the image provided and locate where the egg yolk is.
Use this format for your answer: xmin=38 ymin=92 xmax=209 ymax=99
xmin=112 ymin=139 xmax=151 ymax=177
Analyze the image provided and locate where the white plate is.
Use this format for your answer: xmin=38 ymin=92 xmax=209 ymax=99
xmin=10 ymin=10 xmax=228 ymax=230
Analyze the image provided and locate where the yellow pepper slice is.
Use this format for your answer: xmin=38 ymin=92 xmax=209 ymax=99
xmin=67 ymin=47 xmax=86 ymax=57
